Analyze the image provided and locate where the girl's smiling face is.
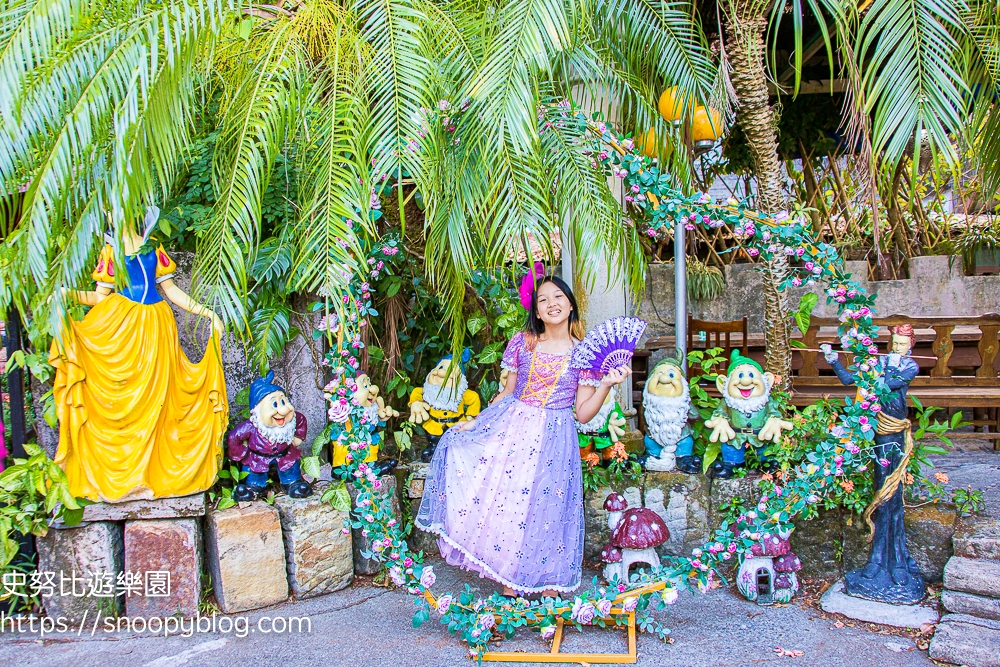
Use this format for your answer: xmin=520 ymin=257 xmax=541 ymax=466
xmin=535 ymin=280 xmax=572 ymax=328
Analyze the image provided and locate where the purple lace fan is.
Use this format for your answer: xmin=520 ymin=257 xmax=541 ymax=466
xmin=574 ymin=316 xmax=648 ymax=374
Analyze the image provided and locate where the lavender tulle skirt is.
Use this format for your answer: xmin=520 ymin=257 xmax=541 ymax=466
xmin=415 ymin=395 xmax=584 ymax=594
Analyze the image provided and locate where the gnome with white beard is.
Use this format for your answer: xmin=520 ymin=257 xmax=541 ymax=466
xmin=704 ymin=350 xmax=794 ymax=479
xmin=408 ymin=350 xmax=482 ymax=462
xmin=227 ymin=371 xmax=311 ymax=500
xmin=642 ymin=355 xmax=700 ymax=473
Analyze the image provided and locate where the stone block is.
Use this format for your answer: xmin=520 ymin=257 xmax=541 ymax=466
xmin=83 ymin=493 xmax=207 ymax=522
xmin=124 ymin=519 xmax=201 ymax=618
xmin=930 ymin=614 xmax=1000 ymax=667
xmin=903 ymin=502 xmax=955 ymax=582
xmin=944 ymin=557 xmax=1000 ymax=599
xmin=642 ymin=471 xmax=709 ymax=556
xmin=274 ymin=484 xmax=353 ymax=598
xmin=620 ymin=429 xmax=644 ymax=456
xmin=943 ymin=591 xmax=1000 ymax=621
xmin=347 ymin=475 xmax=401 ymax=575
xmin=791 ymin=508 xmax=845 ymax=580
xmin=583 ymin=485 xmax=642 ymax=562
xmin=954 ymin=515 xmax=1000 ymax=561
xmin=820 ymin=579 xmax=939 ymax=628
xmin=36 ymin=522 xmax=124 ymax=621
xmin=707 ymin=475 xmax=761 ymax=532
xmin=406 ymin=463 xmax=430 ymax=499
xmin=205 ymin=502 xmax=288 ymax=613
xmin=409 ymin=524 xmax=441 ymax=558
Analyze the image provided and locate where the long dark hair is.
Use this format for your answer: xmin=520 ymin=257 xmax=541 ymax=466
xmin=525 ymin=274 xmax=585 ymax=346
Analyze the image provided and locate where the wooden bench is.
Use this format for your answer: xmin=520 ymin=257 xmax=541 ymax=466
xmin=791 ymin=315 xmax=1000 ymax=443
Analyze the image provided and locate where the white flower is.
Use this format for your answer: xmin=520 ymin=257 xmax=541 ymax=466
xmin=436 ymin=595 xmax=452 ymax=614
xmin=389 ymin=567 xmax=405 ymax=586
xmin=661 ymin=587 xmax=678 ymax=605
xmin=420 ymin=566 xmax=436 ymax=588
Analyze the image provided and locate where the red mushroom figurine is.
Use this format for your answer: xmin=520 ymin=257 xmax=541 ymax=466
xmin=600 ymin=542 xmax=624 ymax=582
xmin=604 ymin=492 xmax=629 ymax=532
xmin=608 ymin=507 xmax=670 ymax=583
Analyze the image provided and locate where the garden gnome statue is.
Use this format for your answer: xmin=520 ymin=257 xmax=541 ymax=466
xmin=576 ymin=391 xmax=627 ymax=466
xmin=332 ymin=373 xmax=400 ymax=477
xmin=642 ymin=354 xmax=699 ymax=472
xmin=227 ymin=371 xmax=311 ymax=501
xmin=821 ymin=324 xmax=925 ymax=603
xmin=704 ymin=350 xmax=794 ymax=479
xmin=408 ymin=349 xmax=481 ymax=462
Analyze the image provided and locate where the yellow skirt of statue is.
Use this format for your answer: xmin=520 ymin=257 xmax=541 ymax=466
xmin=50 ymin=240 xmax=228 ymax=503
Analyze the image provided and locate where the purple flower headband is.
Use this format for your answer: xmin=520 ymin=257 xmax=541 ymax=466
xmin=519 ymin=262 xmax=546 ymax=310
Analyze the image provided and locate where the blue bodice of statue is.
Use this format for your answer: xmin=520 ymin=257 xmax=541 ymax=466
xmin=119 ymin=251 xmax=163 ymax=305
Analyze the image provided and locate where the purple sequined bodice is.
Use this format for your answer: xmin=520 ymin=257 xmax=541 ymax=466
xmin=501 ymin=332 xmax=601 ymax=409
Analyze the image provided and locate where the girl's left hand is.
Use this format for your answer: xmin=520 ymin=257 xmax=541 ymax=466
xmin=601 ymin=366 xmax=632 ymax=387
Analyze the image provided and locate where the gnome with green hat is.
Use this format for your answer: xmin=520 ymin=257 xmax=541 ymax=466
xmin=641 ymin=351 xmax=700 ymax=473
xmin=704 ymin=350 xmax=794 ymax=479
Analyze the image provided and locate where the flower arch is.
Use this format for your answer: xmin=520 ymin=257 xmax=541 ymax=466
xmin=319 ymin=104 xmax=896 ymax=658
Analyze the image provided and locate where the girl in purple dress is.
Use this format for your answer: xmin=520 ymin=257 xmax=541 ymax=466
xmin=416 ymin=276 xmax=631 ymax=596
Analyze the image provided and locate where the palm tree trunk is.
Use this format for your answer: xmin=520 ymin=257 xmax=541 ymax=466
xmin=724 ymin=0 xmax=792 ymax=389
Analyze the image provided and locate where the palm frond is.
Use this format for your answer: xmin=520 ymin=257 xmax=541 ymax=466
xmin=961 ymin=0 xmax=1000 ymax=194
xmin=466 ymin=0 xmax=574 ymax=153
xmin=193 ymin=17 xmax=302 ymax=330
xmin=291 ymin=26 xmax=369 ymax=304
xmin=1 ymin=0 xmax=224 ymax=338
xmin=857 ymin=0 xmax=969 ymax=165
xmin=537 ymin=105 xmax=644 ymax=295
xmin=355 ymin=0 xmax=433 ymax=186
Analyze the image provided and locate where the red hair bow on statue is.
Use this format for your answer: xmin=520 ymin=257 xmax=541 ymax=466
xmin=519 ymin=262 xmax=546 ymax=310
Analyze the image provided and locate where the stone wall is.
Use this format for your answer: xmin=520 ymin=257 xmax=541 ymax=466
xmin=639 ymin=255 xmax=1000 ymax=341
xmin=584 ymin=471 xmax=956 ymax=583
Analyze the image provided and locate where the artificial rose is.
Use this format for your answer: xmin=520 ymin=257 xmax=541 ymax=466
xmin=328 ymin=401 xmax=351 ymax=423
xmin=436 ymin=595 xmax=452 ymax=614
xmin=661 ymin=587 xmax=678 ymax=605
xmin=420 ymin=566 xmax=436 ymax=589
xmin=389 ymin=567 xmax=405 ymax=587
xmin=622 ymin=597 xmax=638 ymax=612
xmin=540 ymin=625 xmax=557 ymax=640
xmin=478 ymin=613 xmax=495 ymax=630
xmin=571 ymin=598 xmax=596 ymax=625
xmin=596 ymin=599 xmax=612 ymax=617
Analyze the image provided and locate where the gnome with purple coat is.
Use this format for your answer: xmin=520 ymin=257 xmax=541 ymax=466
xmin=227 ymin=371 xmax=312 ymax=500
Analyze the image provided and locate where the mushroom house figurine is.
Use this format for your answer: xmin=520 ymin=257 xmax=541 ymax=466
xmin=600 ymin=493 xmax=669 ymax=584
xmin=576 ymin=391 xmax=627 ymax=466
xmin=330 ymin=373 xmax=400 ymax=477
xmin=227 ymin=371 xmax=311 ymax=501
xmin=408 ymin=349 xmax=481 ymax=462
xmin=736 ymin=534 xmax=792 ymax=603
xmin=641 ymin=355 xmax=699 ymax=472
xmin=703 ymin=350 xmax=794 ymax=479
